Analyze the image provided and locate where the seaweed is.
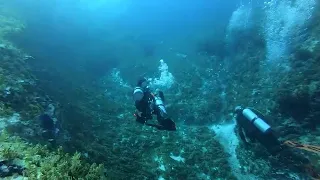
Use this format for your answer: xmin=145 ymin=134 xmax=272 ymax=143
xmin=0 ymin=131 xmax=105 ymax=179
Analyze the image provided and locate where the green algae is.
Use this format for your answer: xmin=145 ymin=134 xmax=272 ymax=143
xmin=0 ymin=131 xmax=105 ymax=179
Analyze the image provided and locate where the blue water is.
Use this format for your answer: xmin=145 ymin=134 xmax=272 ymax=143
xmin=9 ymin=1 xmax=239 ymax=65
xmin=4 ymin=0 xmax=248 ymax=94
xmin=2 ymin=0 xmax=318 ymax=179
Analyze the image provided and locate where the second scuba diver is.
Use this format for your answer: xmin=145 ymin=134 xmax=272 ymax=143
xmin=234 ymin=106 xmax=283 ymax=155
xmin=235 ymin=106 xmax=320 ymax=179
xmin=133 ymin=77 xmax=176 ymax=131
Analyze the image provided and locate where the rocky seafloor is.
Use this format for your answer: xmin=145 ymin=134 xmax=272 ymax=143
xmin=0 ymin=1 xmax=320 ymax=180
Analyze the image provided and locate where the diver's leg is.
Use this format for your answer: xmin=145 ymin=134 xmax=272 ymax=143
xmin=256 ymin=132 xmax=283 ymax=155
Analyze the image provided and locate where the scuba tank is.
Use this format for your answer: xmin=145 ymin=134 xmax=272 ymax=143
xmin=242 ymin=108 xmax=271 ymax=134
xmin=154 ymin=96 xmax=167 ymax=114
xmin=133 ymin=87 xmax=144 ymax=101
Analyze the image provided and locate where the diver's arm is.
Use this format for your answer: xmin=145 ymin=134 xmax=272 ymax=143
xmin=135 ymin=100 xmax=143 ymax=112
xmin=235 ymin=113 xmax=248 ymax=144
xmin=238 ymin=126 xmax=248 ymax=143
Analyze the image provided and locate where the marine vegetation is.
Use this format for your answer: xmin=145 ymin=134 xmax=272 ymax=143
xmin=0 ymin=131 xmax=104 ymax=179
xmin=0 ymin=0 xmax=320 ymax=179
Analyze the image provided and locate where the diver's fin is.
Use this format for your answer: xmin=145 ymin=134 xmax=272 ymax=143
xmin=160 ymin=118 xmax=176 ymax=131
xmin=146 ymin=119 xmax=176 ymax=131
xmin=145 ymin=123 xmax=165 ymax=130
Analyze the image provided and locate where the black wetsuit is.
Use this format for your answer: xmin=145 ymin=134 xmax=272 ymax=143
xmin=135 ymin=89 xmax=155 ymax=124
xmin=236 ymin=109 xmax=283 ymax=155
xmin=236 ymin=109 xmax=318 ymax=178
xmin=135 ymin=89 xmax=175 ymax=131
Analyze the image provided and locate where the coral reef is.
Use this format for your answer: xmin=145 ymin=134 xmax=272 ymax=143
xmin=0 ymin=15 xmax=24 ymax=39
xmin=99 ymin=125 xmax=236 ymax=179
xmin=0 ymin=131 xmax=104 ymax=179
xmin=0 ymin=0 xmax=319 ymax=179
xmin=0 ymin=10 xmax=107 ymax=179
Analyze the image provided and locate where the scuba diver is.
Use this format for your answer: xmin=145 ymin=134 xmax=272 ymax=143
xmin=39 ymin=113 xmax=60 ymax=143
xmin=133 ymin=77 xmax=176 ymax=131
xmin=234 ymin=106 xmax=283 ymax=155
xmin=235 ymin=106 xmax=320 ymax=179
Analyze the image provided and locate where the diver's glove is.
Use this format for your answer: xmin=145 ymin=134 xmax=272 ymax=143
xmin=144 ymin=118 xmax=176 ymax=131
xmin=134 ymin=111 xmax=147 ymax=124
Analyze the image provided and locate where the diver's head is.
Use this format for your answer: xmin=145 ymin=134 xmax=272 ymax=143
xmin=137 ymin=77 xmax=149 ymax=89
xmin=234 ymin=106 xmax=243 ymax=114
xmin=133 ymin=77 xmax=149 ymax=102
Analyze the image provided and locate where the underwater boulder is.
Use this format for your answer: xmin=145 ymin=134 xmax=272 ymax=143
xmin=294 ymin=48 xmax=314 ymax=61
xmin=277 ymin=89 xmax=311 ymax=123
xmin=307 ymin=89 xmax=320 ymax=129
xmin=0 ymin=160 xmax=25 ymax=178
